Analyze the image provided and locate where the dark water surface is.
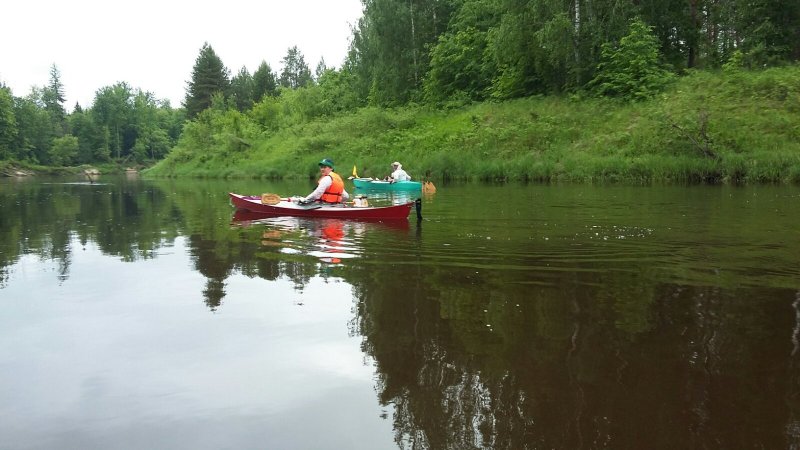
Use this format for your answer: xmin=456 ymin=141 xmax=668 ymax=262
xmin=1 ymin=176 xmax=799 ymax=449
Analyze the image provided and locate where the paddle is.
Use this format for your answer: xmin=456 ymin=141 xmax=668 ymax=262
xmin=261 ymin=193 xmax=326 ymax=209
xmin=284 ymin=195 xmax=326 ymax=210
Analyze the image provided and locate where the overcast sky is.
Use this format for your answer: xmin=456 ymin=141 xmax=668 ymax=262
xmin=0 ymin=0 xmax=364 ymax=110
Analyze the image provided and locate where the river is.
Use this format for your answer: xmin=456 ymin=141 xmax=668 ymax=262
xmin=1 ymin=175 xmax=798 ymax=449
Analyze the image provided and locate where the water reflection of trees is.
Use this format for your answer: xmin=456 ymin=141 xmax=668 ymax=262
xmin=0 ymin=178 xmax=324 ymax=306
xmin=351 ymin=261 xmax=799 ymax=449
xmin=0 ymin=179 xmax=183 ymax=286
xmin=5 ymin=180 xmax=800 ymax=447
xmin=186 ymin=229 xmax=315 ymax=310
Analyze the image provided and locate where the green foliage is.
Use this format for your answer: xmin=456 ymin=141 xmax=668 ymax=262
xmin=49 ymin=135 xmax=79 ymax=166
xmin=10 ymin=0 xmax=794 ymax=177
xmin=732 ymin=0 xmax=800 ymax=67
xmin=315 ymin=69 xmax=364 ymax=113
xmin=184 ymin=42 xmax=231 ymax=119
xmin=348 ymin=0 xmax=799 ymax=105
xmin=252 ymin=61 xmax=278 ymax=101
xmin=230 ymin=66 xmax=255 ymax=112
xmin=349 ymin=0 xmax=455 ymax=105
xmin=42 ymin=64 xmax=67 ymax=136
xmin=3 ymin=68 xmax=71 ymax=164
xmin=2 ymin=63 xmax=180 ymax=167
xmin=248 ymin=96 xmax=284 ymax=132
xmin=0 ymin=86 xmax=17 ymax=159
xmin=424 ymin=27 xmax=492 ymax=102
xmin=13 ymin=92 xmax=53 ymax=163
xmin=314 ymin=57 xmax=327 ymax=80
xmin=485 ymin=1 xmax=587 ymax=98
xmin=278 ymin=46 xmax=313 ymax=89
xmin=722 ymin=50 xmax=745 ymax=72
xmin=92 ymin=83 xmax=134 ymax=159
xmin=485 ymin=3 xmax=535 ymax=98
xmin=149 ymin=65 xmax=800 ymax=184
xmin=589 ymin=19 xmax=676 ymax=101
xmin=68 ymin=108 xmax=103 ymax=163
xmin=279 ymin=87 xmax=325 ymax=123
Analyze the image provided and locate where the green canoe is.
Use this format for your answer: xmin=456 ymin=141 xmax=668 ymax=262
xmin=352 ymin=178 xmax=422 ymax=191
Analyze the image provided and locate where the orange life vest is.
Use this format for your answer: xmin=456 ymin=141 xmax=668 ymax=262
xmin=320 ymin=172 xmax=345 ymax=203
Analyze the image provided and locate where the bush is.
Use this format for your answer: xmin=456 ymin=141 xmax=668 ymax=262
xmin=589 ymin=19 xmax=676 ymax=101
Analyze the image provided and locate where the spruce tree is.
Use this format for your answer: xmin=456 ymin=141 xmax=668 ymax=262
xmin=184 ymin=42 xmax=230 ymax=118
xmin=589 ymin=19 xmax=674 ymax=101
xmin=230 ymin=66 xmax=254 ymax=111
xmin=253 ymin=61 xmax=278 ymax=101
xmin=42 ymin=64 xmax=67 ymax=136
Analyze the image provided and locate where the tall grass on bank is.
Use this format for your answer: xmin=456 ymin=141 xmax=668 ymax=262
xmin=146 ymin=66 xmax=800 ymax=183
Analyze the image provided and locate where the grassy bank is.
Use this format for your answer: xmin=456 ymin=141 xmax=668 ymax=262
xmin=147 ymin=66 xmax=800 ymax=183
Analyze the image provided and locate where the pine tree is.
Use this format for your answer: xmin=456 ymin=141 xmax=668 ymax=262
xmin=184 ymin=42 xmax=230 ymax=118
xmin=42 ymin=64 xmax=67 ymax=136
xmin=278 ymin=46 xmax=313 ymax=89
xmin=253 ymin=61 xmax=278 ymax=101
xmin=230 ymin=66 xmax=255 ymax=111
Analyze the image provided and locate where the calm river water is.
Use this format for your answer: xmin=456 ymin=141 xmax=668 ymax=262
xmin=1 ymin=175 xmax=799 ymax=449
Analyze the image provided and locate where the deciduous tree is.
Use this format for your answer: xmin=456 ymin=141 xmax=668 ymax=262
xmin=14 ymin=90 xmax=53 ymax=163
xmin=0 ymin=86 xmax=18 ymax=159
xmin=93 ymin=83 xmax=134 ymax=159
xmin=49 ymin=135 xmax=78 ymax=166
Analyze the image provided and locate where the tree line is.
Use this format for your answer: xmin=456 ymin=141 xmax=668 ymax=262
xmin=2 ymin=0 xmax=798 ymax=168
xmin=169 ymin=0 xmax=800 ymax=144
xmin=0 ymin=43 xmax=332 ymax=167
xmin=0 ymin=65 xmax=184 ymax=167
xmin=353 ymin=0 xmax=799 ymax=104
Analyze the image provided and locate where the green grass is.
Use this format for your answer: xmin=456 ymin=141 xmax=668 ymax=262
xmin=146 ymin=65 xmax=800 ymax=184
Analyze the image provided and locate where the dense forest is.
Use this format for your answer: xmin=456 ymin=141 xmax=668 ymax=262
xmin=0 ymin=64 xmax=184 ymax=170
xmin=1 ymin=0 xmax=799 ymax=179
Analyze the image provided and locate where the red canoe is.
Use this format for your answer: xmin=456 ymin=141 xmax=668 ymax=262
xmin=229 ymin=193 xmax=416 ymax=220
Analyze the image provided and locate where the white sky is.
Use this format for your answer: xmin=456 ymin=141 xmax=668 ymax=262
xmin=0 ymin=0 xmax=364 ymax=110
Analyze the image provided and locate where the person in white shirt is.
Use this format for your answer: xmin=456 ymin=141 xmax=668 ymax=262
xmin=388 ymin=161 xmax=411 ymax=182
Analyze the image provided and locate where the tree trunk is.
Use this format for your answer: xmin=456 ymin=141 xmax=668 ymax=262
xmin=409 ymin=0 xmax=418 ymax=86
xmin=688 ymin=0 xmax=698 ymax=68
xmin=573 ymin=0 xmax=582 ymax=84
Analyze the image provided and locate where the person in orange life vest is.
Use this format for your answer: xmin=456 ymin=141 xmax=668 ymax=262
xmin=303 ymin=158 xmax=350 ymax=204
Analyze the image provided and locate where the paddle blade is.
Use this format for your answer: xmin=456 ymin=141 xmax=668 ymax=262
xmin=260 ymin=193 xmax=282 ymax=205
xmin=352 ymin=165 xmax=359 ymax=178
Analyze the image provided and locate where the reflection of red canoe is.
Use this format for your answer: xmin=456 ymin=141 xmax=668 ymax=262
xmin=229 ymin=193 xmax=415 ymax=220
xmin=231 ymin=210 xmax=412 ymax=233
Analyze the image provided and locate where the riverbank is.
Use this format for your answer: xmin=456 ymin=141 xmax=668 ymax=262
xmin=149 ymin=66 xmax=798 ymax=183
xmin=0 ymin=161 xmax=147 ymax=178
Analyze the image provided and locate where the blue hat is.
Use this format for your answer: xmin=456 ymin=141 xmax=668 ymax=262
xmin=318 ymin=158 xmax=335 ymax=169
